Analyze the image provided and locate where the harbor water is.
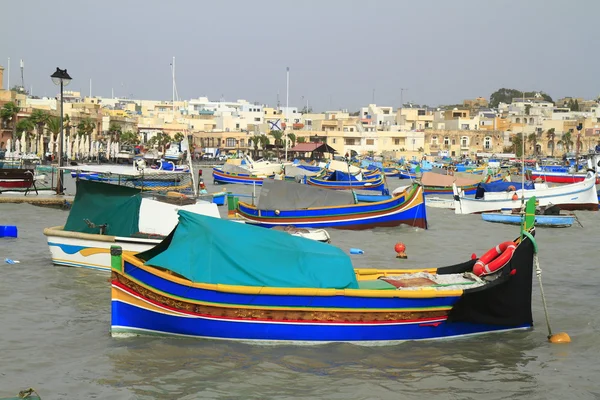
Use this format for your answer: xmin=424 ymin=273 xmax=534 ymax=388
xmin=1 ymin=168 xmax=600 ymax=399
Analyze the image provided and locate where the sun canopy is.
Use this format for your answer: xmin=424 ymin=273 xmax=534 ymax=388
xmin=257 ymin=178 xmax=356 ymax=210
xmin=64 ymin=180 xmax=141 ymax=237
xmin=420 ymin=171 xmax=480 ymax=188
xmin=139 ymin=210 xmax=359 ymax=289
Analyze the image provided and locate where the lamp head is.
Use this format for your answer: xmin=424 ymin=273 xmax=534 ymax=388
xmin=51 ymin=68 xmax=72 ymax=87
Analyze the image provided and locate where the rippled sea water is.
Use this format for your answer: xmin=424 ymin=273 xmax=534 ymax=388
xmin=1 ymin=168 xmax=599 ymax=399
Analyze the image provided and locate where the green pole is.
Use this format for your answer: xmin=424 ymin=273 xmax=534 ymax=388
xmin=110 ymin=245 xmax=123 ymax=272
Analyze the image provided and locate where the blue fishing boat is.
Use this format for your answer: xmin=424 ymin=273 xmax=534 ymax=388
xmin=110 ymin=198 xmax=538 ymax=343
xmin=307 ymin=171 xmax=385 ymax=191
xmin=481 ymin=212 xmax=574 ymax=227
xmin=235 ymin=179 xmax=427 ymax=229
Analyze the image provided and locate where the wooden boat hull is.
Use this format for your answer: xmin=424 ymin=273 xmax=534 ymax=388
xmin=481 ymin=213 xmax=574 ymax=227
xmin=235 ymin=184 xmax=427 ymax=230
xmin=212 ymin=167 xmax=268 ymax=186
xmin=110 ymin=231 xmax=536 ymax=343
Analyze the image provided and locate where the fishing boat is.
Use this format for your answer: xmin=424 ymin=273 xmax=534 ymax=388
xmin=425 ymin=197 xmax=455 ymax=209
xmin=212 ymin=167 xmax=272 ymax=186
xmin=234 ymin=178 xmax=427 ymax=229
xmin=453 ymin=171 xmax=599 ymax=214
xmin=529 ymin=170 xmax=600 ymax=184
xmin=43 ymin=180 xmax=220 ymax=272
xmin=110 ymin=197 xmax=538 ymax=343
xmin=420 ymin=171 xmax=503 ymax=196
xmin=306 ymin=171 xmax=385 ymax=191
xmin=481 ymin=211 xmax=574 ymax=228
xmin=212 ymin=157 xmax=286 ymax=185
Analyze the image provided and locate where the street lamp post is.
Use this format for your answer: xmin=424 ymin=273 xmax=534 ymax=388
xmin=51 ymin=67 xmax=72 ymax=195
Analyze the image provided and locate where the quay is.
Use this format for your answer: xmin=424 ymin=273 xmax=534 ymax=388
xmin=0 ymin=193 xmax=73 ymax=208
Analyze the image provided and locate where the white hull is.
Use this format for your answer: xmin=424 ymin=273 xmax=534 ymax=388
xmin=425 ymin=197 xmax=455 ymax=209
xmin=453 ymin=172 xmax=599 ymax=214
xmin=45 ymin=228 xmax=158 ymax=271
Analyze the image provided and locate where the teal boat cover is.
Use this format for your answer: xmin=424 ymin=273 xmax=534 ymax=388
xmin=64 ymin=180 xmax=142 ymax=237
xmin=139 ymin=210 xmax=359 ymax=289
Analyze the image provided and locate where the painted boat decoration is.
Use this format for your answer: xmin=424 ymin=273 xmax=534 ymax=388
xmin=110 ymin=199 xmax=538 ymax=343
xmin=481 ymin=212 xmax=574 ymax=227
xmin=234 ymin=179 xmax=426 ymax=230
xmin=453 ymin=171 xmax=599 ymax=214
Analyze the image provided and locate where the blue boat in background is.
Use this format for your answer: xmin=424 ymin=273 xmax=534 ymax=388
xmin=481 ymin=212 xmax=574 ymax=228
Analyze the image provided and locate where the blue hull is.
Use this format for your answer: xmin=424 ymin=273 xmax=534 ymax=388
xmin=482 ymin=213 xmax=574 ymax=227
xmin=112 ymin=301 xmax=530 ymax=343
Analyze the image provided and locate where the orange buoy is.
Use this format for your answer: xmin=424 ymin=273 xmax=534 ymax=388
xmin=395 ymin=242 xmax=407 ymax=259
xmin=512 ymin=192 xmax=519 ymax=201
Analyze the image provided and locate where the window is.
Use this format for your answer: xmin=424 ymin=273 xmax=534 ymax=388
xmin=418 ymin=109 xmax=426 ymax=116
xmin=240 ymin=139 xmax=245 ymax=147
xmin=461 ymin=136 xmax=469 ymax=147
xmin=484 ymin=136 xmax=492 ymax=150
xmin=394 ymin=138 xmax=400 ymax=145
xmin=306 ymin=120 xmax=312 ymax=126
xmin=431 ymin=135 xmax=438 ymax=144
xmin=226 ymin=138 xmax=236 ymax=147
xmin=254 ymin=117 xmax=260 ymax=122
xmin=516 ymin=117 xmax=521 ymax=123
xmin=444 ymin=136 xmax=450 ymax=145
xmin=332 ymin=138 xmax=336 ymax=144
xmin=366 ymin=139 xmax=374 ymax=145
xmin=344 ymin=138 xmax=356 ymax=145
xmin=235 ymin=123 xmax=240 ymax=129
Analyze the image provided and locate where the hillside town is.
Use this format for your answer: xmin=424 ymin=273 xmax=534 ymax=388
xmin=1 ymin=64 xmax=599 ymax=163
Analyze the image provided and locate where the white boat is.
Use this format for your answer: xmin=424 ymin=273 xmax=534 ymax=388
xmin=164 ymin=143 xmax=183 ymax=161
xmin=115 ymin=145 xmax=136 ymax=164
xmin=453 ymin=171 xmax=599 ymax=215
xmin=143 ymin=148 xmax=161 ymax=162
xmin=425 ymin=196 xmax=455 ymax=209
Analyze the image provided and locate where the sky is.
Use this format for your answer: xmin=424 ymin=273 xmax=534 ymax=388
xmin=1 ymin=0 xmax=599 ymax=111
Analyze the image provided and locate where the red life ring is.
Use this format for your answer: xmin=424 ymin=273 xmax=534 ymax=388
xmin=473 ymin=241 xmax=517 ymax=276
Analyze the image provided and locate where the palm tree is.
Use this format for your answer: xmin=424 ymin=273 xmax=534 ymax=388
xmin=1 ymin=102 xmax=20 ymax=150
xmin=258 ymin=134 xmax=270 ymax=159
xmin=287 ymin=132 xmax=296 ymax=149
xmin=173 ymin=132 xmax=185 ymax=143
xmin=108 ymin=122 xmax=122 ymax=142
xmin=557 ymin=131 xmax=573 ymax=155
xmin=30 ymin=109 xmax=49 ymax=154
xmin=546 ymin=128 xmax=556 ymax=157
xmin=16 ymin=118 xmax=35 ymax=152
xmin=269 ymin=130 xmax=284 ymax=160
xmin=249 ymin=136 xmax=260 ymax=159
xmin=46 ymin=116 xmax=61 ymax=158
xmin=527 ymin=133 xmax=538 ymax=157
xmin=76 ymin=117 xmax=95 ymax=137
xmin=297 ymin=136 xmax=306 ymax=144
xmin=511 ymin=133 xmax=524 ymax=158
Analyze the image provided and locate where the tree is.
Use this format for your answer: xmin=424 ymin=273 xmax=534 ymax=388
xmin=511 ymin=133 xmax=524 ymax=158
xmin=546 ymin=128 xmax=556 ymax=157
xmin=287 ymin=132 xmax=296 ymax=149
xmin=489 ymin=88 xmax=553 ymax=108
xmin=76 ymin=117 xmax=95 ymax=138
xmin=573 ymin=99 xmax=580 ymax=111
xmin=0 ymin=102 xmax=20 ymax=149
xmin=108 ymin=122 xmax=122 ymax=142
xmin=16 ymin=117 xmax=35 ymax=152
xmin=269 ymin=130 xmax=284 ymax=160
xmin=297 ymin=136 xmax=306 ymax=144
xmin=156 ymin=132 xmax=172 ymax=153
xmin=557 ymin=131 xmax=573 ymax=154
xmin=258 ymin=134 xmax=270 ymax=158
xmin=120 ymin=130 xmax=140 ymax=145
xmin=525 ymin=104 xmax=531 ymax=115
xmin=248 ymin=136 xmax=260 ymax=159
xmin=29 ymin=109 xmax=49 ymax=150
xmin=173 ymin=132 xmax=185 ymax=143
xmin=527 ymin=133 xmax=538 ymax=156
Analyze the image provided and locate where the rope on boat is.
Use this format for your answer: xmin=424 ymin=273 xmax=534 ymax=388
xmin=18 ymin=388 xmax=40 ymax=399
xmin=521 ymin=230 xmax=571 ymax=344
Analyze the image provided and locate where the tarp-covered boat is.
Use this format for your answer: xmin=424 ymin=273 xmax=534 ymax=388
xmin=110 ymin=199 xmax=538 ymax=343
xmin=234 ymin=179 xmax=427 ymax=229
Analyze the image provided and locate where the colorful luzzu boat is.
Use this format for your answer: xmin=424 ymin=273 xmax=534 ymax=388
xmin=212 ymin=167 xmax=273 ymax=186
xmin=110 ymin=199 xmax=537 ymax=343
xmin=306 ymin=172 xmax=385 ymax=191
xmin=234 ymin=179 xmax=427 ymax=230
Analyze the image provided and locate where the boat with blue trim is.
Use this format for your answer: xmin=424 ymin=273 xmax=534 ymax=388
xmin=234 ymin=178 xmax=427 ymax=229
xmin=110 ymin=198 xmax=538 ymax=343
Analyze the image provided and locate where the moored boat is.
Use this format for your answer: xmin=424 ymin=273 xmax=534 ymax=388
xmin=234 ymin=178 xmax=427 ymax=230
xmin=110 ymin=198 xmax=538 ymax=343
xmin=481 ymin=211 xmax=574 ymax=227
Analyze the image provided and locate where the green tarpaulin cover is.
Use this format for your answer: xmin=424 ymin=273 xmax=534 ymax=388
xmin=140 ymin=210 xmax=359 ymax=289
xmin=64 ymin=180 xmax=142 ymax=237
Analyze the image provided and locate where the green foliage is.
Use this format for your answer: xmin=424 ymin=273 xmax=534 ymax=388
xmin=546 ymin=128 xmax=556 ymax=157
xmin=297 ymin=136 xmax=306 ymax=144
xmin=489 ymin=88 xmax=553 ymax=108
xmin=558 ymin=131 xmax=573 ymax=154
xmin=269 ymin=130 xmax=284 ymax=159
xmin=77 ymin=117 xmax=95 ymax=137
xmin=16 ymin=117 xmax=35 ymax=135
xmin=46 ymin=116 xmax=61 ymax=138
xmin=525 ymin=104 xmax=531 ymax=115
xmin=120 ymin=130 xmax=140 ymax=145
xmin=173 ymin=132 xmax=185 ymax=143
xmin=1 ymin=102 xmax=20 ymax=131
xmin=566 ymin=99 xmax=580 ymax=111
xmin=510 ymin=133 xmax=524 ymax=157
xmin=287 ymin=132 xmax=296 ymax=148
xmin=109 ymin=122 xmax=122 ymax=141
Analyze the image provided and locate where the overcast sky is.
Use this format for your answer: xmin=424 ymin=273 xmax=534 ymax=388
xmin=1 ymin=0 xmax=598 ymax=111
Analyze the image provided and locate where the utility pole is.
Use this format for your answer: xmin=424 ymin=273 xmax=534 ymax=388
xmin=400 ymin=88 xmax=408 ymax=108
xmin=285 ymin=67 xmax=289 ymax=161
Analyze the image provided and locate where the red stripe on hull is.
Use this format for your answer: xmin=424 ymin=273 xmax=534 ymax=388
xmin=0 ymin=180 xmax=31 ymax=188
